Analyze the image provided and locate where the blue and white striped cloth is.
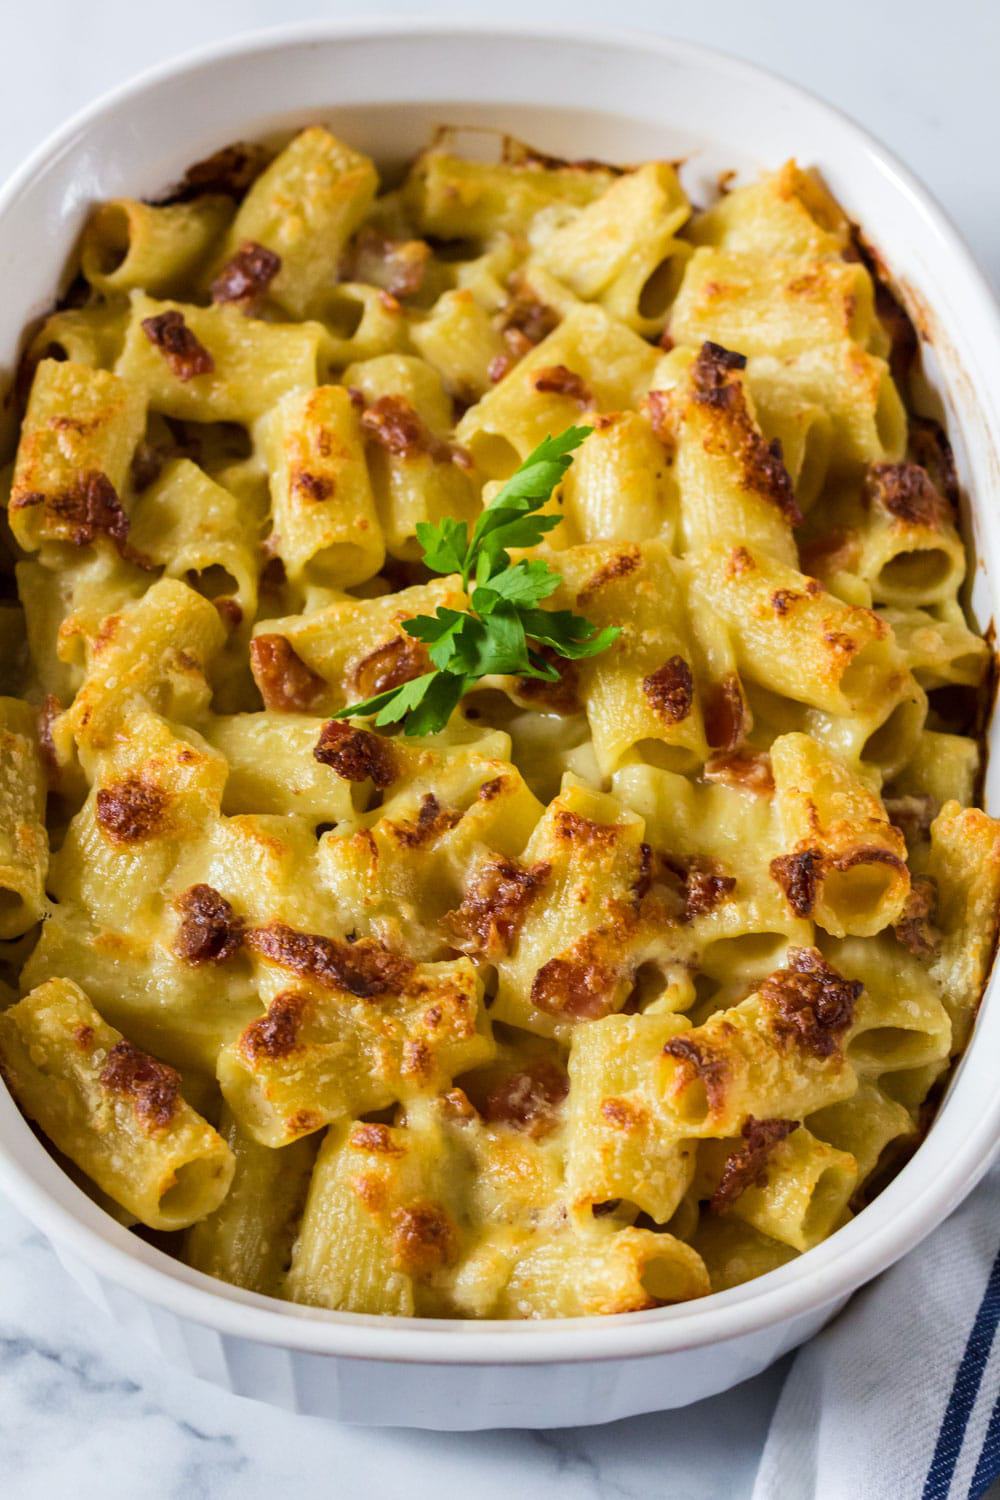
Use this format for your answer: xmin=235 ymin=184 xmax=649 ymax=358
xmin=753 ymin=1165 xmax=1000 ymax=1499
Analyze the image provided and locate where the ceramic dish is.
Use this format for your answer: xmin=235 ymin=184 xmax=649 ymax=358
xmin=0 ymin=19 xmax=997 ymax=1430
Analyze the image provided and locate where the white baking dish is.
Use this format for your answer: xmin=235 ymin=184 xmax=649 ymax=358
xmin=0 ymin=20 xmax=998 ymax=1431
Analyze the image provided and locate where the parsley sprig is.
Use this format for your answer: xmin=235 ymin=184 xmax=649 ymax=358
xmin=333 ymin=426 xmax=620 ymax=735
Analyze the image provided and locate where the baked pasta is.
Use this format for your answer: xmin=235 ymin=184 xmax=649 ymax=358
xmin=0 ymin=126 xmax=996 ymax=1319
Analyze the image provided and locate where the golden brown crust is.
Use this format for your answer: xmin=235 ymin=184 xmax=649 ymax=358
xmin=759 ymin=946 xmax=862 ymax=1057
xmin=391 ymin=1201 xmax=458 ymax=1277
xmin=246 ymin=921 xmax=412 ymax=998
xmin=99 ymin=1040 xmax=182 ymax=1133
xmin=661 ymin=1034 xmax=729 ymax=1112
xmin=250 ymin=634 xmax=327 ymax=712
xmin=239 ymin=990 xmax=309 ymax=1062
xmin=691 ymin=341 xmax=802 ymax=526
xmin=387 ymin=793 xmax=462 ymax=849
xmin=530 ymin=939 xmax=617 ymax=1020
xmin=530 ymin=364 xmax=592 ymax=406
xmin=314 ymin=719 xmax=398 ymax=788
xmin=349 ymin=1121 xmax=405 ymax=1155
xmin=174 ymin=884 xmax=244 ymax=965
xmin=865 ymin=462 xmax=948 ymax=529
xmin=769 ymin=848 xmax=824 ymax=917
xmin=704 ymin=750 xmax=775 ymax=795
xmin=360 ymin=394 xmax=461 ymax=465
xmin=443 ymin=855 xmax=551 ymax=958
xmin=481 ymin=1060 xmax=568 ymax=1138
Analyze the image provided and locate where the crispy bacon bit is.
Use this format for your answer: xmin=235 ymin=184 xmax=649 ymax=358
xmin=770 ymin=848 xmax=824 ymax=916
xmin=554 ymin=810 xmax=620 ymax=848
xmin=240 ymin=990 xmax=308 ymax=1061
xmin=250 ymin=634 xmax=326 ymax=712
xmin=909 ymin=417 xmax=959 ymax=508
xmin=390 ymin=793 xmax=462 ymax=848
xmin=710 ymin=1116 xmax=799 ymax=1212
xmin=704 ymin=750 xmax=774 ymax=795
xmin=96 ymin=776 xmax=169 ymax=845
xmin=894 ymin=875 xmax=941 ymax=957
xmin=703 ymin=674 xmax=750 ymax=753
xmin=349 ymin=1122 xmax=405 ymax=1156
xmin=342 ymin=225 xmax=429 ymax=299
xmin=210 ymin=240 xmax=281 ymax=308
xmin=662 ymin=1035 xmax=728 ymax=1113
xmin=391 ymin=1201 xmax=458 ymax=1276
xmin=314 ymin=719 xmax=397 ymax=789
xmin=99 ymin=1040 xmax=182 ymax=1133
xmin=531 ymin=364 xmax=592 ymax=406
xmin=360 ymin=394 xmax=454 ymax=463
xmin=174 ymin=883 xmax=244 ymax=965
xmin=482 ymin=1060 xmax=568 ymax=1138
xmin=514 ymin=648 xmax=581 ymax=715
xmin=443 ymin=855 xmax=550 ymax=958
xmin=246 ymin=920 xmax=411 ymax=998
xmin=352 ymin=633 xmax=431 ymax=701
xmin=866 ymin=462 xmax=946 ymax=529
xmin=531 ymin=942 xmax=617 ymax=1021
xmin=501 ymin=294 xmax=560 ymax=347
xmin=684 ymin=861 xmax=737 ymax=920
xmin=576 ymin=547 xmax=641 ymax=604
xmin=759 ymin=947 xmax=862 ymax=1057
xmin=884 ymin=792 xmax=936 ymax=845
xmin=157 ymin=142 xmax=269 ymax=203
xmin=141 ymin=310 xmax=214 ymax=381
xmin=643 ymin=656 xmax=694 ymax=724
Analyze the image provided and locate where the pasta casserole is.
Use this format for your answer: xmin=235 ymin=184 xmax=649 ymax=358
xmin=0 ymin=125 xmax=996 ymax=1319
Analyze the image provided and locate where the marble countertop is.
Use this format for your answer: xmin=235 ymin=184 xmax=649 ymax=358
xmin=0 ymin=2 xmax=995 ymax=1495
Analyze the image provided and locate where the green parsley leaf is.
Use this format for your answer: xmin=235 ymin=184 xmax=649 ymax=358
xmin=331 ymin=424 xmax=617 ymax=735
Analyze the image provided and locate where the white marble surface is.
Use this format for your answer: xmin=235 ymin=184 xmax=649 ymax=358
xmin=0 ymin=3 xmax=996 ymax=1497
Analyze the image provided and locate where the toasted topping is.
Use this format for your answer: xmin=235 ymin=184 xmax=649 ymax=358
xmin=73 ymin=1023 xmax=94 ymax=1050
xmin=691 ymin=341 xmax=801 ymax=525
xmin=576 ymin=546 xmax=641 ymax=605
xmin=499 ymin=293 xmax=559 ymax=349
xmin=99 ymin=1040 xmax=182 ymax=1133
xmin=893 ymin=875 xmax=940 ymax=957
xmin=246 ymin=921 xmax=411 ymax=998
xmin=210 ymin=240 xmax=281 ymax=307
xmin=240 ymin=990 xmax=308 ymax=1061
xmin=710 ymin=1116 xmax=799 ymax=1211
xmin=17 ymin=469 xmax=151 ymax=568
xmin=643 ymin=656 xmax=694 ymax=724
xmin=96 ymin=776 xmax=169 ymax=845
xmin=482 ymin=1060 xmax=568 ymax=1138
xmin=352 ymin=634 xmax=430 ymax=700
xmin=141 ymin=310 xmax=215 ymax=381
xmin=553 ymin=809 xmax=620 ymax=848
xmin=704 ymin=750 xmax=775 ymax=795
xmin=391 ymin=1201 xmax=458 ymax=1277
xmin=174 ymin=884 xmax=244 ymax=965
xmin=443 ymin=855 xmax=550 ymax=958
xmin=866 ymin=462 xmax=946 ymax=529
xmin=661 ymin=1034 xmax=728 ymax=1112
xmin=389 ymin=793 xmax=462 ymax=848
xmin=250 ymin=634 xmax=326 ymax=712
xmin=349 ymin=1121 xmax=405 ymax=1155
xmin=314 ymin=719 xmax=397 ymax=788
xmin=531 ymin=364 xmax=592 ymax=406
xmin=360 ymin=394 xmax=455 ymax=463
xmin=683 ymin=860 xmax=737 ymax=920
xmin=771 ymin=588 xmax=804 ymax=616
xmin=531 ymin=940 xmax=617 ymax=1020
xmin=759 ymin=947 xmax=862 ymax=1057
xmin=770 ymin=848 xmax=824 ymax=916
xmin=291 ymin=468 xmax=334 ymax=501
xmin=600 ymin=1096 xmax=647 ymax=1131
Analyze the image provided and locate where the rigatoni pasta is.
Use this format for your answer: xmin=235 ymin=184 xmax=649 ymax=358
xmin=0 ymin=123 xmax=996 ymax=1323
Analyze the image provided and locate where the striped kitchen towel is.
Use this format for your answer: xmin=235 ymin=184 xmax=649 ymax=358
xmin=753 ymin=1164 xmax=1000 ymax=1500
